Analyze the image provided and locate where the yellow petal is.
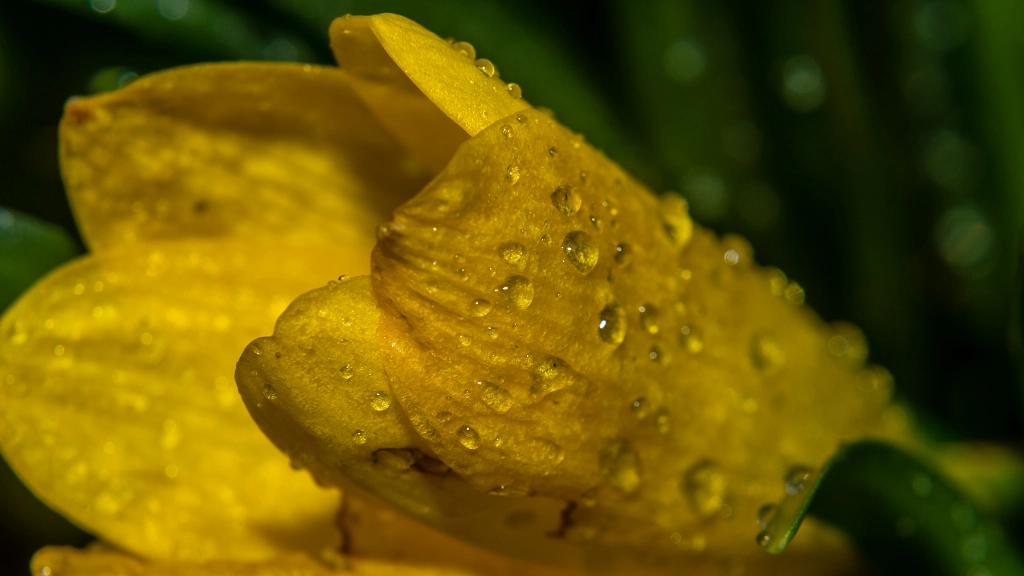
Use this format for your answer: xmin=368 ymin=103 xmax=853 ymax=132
xmin=31 ymin=546 xmax=478 ymax=576
xmin=329 ymin=14 xmax=530 ymax=172
xmin=60 ymin=62 xmax=433 ymax=253
xmin=0 ymin=240 xmax=364 ymax=561
xmin=370 ymin=109 xmax=906 ymax=558
xmin=235 ymin=277 xmax=577 ymax=567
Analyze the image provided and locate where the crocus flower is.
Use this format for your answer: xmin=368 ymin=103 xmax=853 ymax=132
xmin=1 ymin=13 xmax=910 ymax=575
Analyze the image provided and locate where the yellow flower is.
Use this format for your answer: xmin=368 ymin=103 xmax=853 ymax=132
xmin=1 ymin=13 xmax=906 ymax=575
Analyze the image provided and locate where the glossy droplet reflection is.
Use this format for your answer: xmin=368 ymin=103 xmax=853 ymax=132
xmin=639 ymin=303 xmax=659 ymax=334
xmin=499 ymin=242 xmax=527 ymax=267
xmin=784 ymin=466 xmax=813 ymax=496
xmin=498 ymin=276 xmax=534 ymax=309
xmin=506 ymin=83 xmax=522 ymax=99
xmin=598 ymin=303 xmax=627 ymax=345
xmin=475 ymin=58 xmax=498 ymax=78
xmin=562 ymin=230 xmax=599 ymax=273
xmin=458 ymin=425 xmax=481 ymax=450
xmin=471 ymin=298 xmax=493 ymax=317
xmin=551 ymin=186 xmax=582 ymax=216
xmin=756 ymin=503 xmax=778 ymax=530
xmin=371 ymin=391 xmax=391 ymax=412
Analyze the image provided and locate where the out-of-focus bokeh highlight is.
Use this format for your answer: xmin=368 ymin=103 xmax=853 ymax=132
xmin=1 ymin=0 xmax=1023 ymax=574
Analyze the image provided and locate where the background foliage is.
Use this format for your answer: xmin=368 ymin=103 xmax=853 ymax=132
xmin=1 ymin=0 xmax=1022 ymax=573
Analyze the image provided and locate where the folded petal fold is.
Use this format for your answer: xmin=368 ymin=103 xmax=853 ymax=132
xmin=60 ymin=63 xmax=433 ymax=253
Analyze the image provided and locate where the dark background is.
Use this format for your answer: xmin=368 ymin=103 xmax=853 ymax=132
xmin=1 ymin=0 xmax=1022 ymax=573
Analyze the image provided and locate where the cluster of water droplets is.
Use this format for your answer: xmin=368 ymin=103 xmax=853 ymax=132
xmin=447 ymin=37 xmax=523 ymax=100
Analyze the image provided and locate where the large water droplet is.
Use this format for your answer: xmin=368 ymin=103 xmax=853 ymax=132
xmin=471 ymin=298 xmax=493 ymax=317
xmin=750 ymin=332 xmax=785 ymax=372
xmin=562 ymin=230 xmax=599 ymax=273
xmin=598 ymin=303 xmax=627 ymax=344
xmin=482 ymin=382 xmax=513 ymax=413
xmin=340 ymin=364 xmax=354 ymax=380
xmin=600 ymin=439 xmax=642 ymax=494
xmin=784 ymin=466 xmax=813 ymax=496
xmin=261 ymin=384 xmax=277 ymax=401
xmin=499 ymin=242 xmax=527 ymax=267
xmin=639 ymin=303 xmax=660 ymax=334
xmin=501 ymin=124 xmax=514 ymax=138
xmin=451 ymin=40 xmax=476 ymax=60
xmin=497 ymin=276 xmax=534 ymax=309
xmin=507 ymin=83 xmax=522 ymax=99
xmin=475 ymin=58 xmax=498 ymax=78
xmin=683 ymin=460 xmax=727 ymax=516
xmin=371 ymin=391 xmax=391 ymax=412
xmin=551 ymin=186 xmax=582 ymax=215
xmin=458 ymin=425 xmax=481 ymax=450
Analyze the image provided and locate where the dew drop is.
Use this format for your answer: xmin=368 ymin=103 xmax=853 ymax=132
xmin=501 ymin=124 xmax=514 ymax=138
xmin=590 ymin=215 xmax=602 ymax=229
xmin=471 ymin=298 xmax=493 ymax=317
xmin=562 ymin=230 xmax=599 ymax=273
xmin=261 ymin=385 xmax=277 ymax=401
xmin=683 ymin=460 xmax=727 ymax=516
xmin=497 ymin=276 xmax=534 ymax=309
xmin=340 ymin=364 xmax=354 ymax=380
xmin=639 ymin=303 xmax=660 ymax=334
xmin=680 ymin=326 xmax=704 ymax=354
xmin=506 ymin=165 xmax=520 ymax=184
xmin=750 ymin=332 xmax=785 ymax=372
xmin=458 ymin=425 xmax=481 ymax=450
xmin=499 ymin=242 xmax=527 ymax=267
xmin=756 ymin=503 xmax=778 ymax=530
xmin=630 ymin=397 xmax=650 ymax=419
xmin=724 ymin=249 xmax=741 ymax=265
xmin=452 ymin=40 xmax=476 ymax=60
xmin=475 ymin=58 xmax=498 ymax=78
xmin=352 ymin=430 xmax=367 ymax=445
xmin=550 ymin=186 xmax=582 ymax=215
xmin=458 ymin=334 xmax=472 ymax=347
xmin=507 ymin=83 xmax=522 ymax=99
xmin=549 ymin=146 xmax=558 ymax=157
xmin=490 ymin=485 xmax=528 ymax=497
xmin=515 ymin=113 xmax=527 ymax=124
xmin=784 ymin=466 xmax=813 ymax=496
xmin=756 ymin=531 xmax=772 ymax=548
xmin=371 ymin=391 xmax=391 ymax=412
xmin=614 ymin=243 xmax=632 ymax=265
xmin=598 ymin=303 xmax=627 ymax=344
xmin=600 ymin=439 xmax=642 ymax=494
xmin=784 ymin=282 xmax=805 ymax=305
xmin=482 ymin=382 xmax=513 ymax=413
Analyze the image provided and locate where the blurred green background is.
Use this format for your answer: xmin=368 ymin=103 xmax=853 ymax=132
xmin=1 ymin=0 xmax=1022 ymax=573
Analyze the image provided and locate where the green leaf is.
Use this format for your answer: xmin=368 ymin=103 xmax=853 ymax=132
xmin=760 ymin=440 xmax=1024 ymax=576
xmin=34 ymin=0 xmax=323 ymax=62
xmin=0 ymin=207 xmax=78 ymax=310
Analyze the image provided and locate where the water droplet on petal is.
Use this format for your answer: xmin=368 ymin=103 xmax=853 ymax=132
xmin=340 ymin=364 xmax=354 ymax=380
xmin=352 ymin=429 xmax=367 ymax=445
xmin=371 ymin=391 xmax=391 ymax=411
xmin=261 ymin=385 xmax=277 ymax=401
xmin=630 ymin=397 xmax=650 ymax=419
xmin=598 ymin=303 xmax=627 ymax=344
xmin=452 ymin=40 xmax=476 ymax=60
xmin=550 ymin=186 xmax=582 ymax=215
xmin=471 ymin=298 xmax=493 ymax=317
xmin=497 ymin=276 xmax=534 ymax=309
xmin=458 ymin=425 xmax=481 ymax=450
xmin=639 ymin=303 xmax=660 ymax=334
xmin=507 ymin=82 xmax=522 ymax=99
xmin=614 ymin=243 xmax=632 ymax=265
xmin=501 ymin=124 xmax=514 ymax=138
xmin=506 ymin=165 xmax=520 ymax=184
xmin=499 ymin=242 xmax=527 ymax=267
xmin=562 ymin=230 xmax=599 ymax=273
xmin=475 ymin=58 xmax=498 ymax=78
xmin=683 ymin=460 xmax=727 ymax=516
